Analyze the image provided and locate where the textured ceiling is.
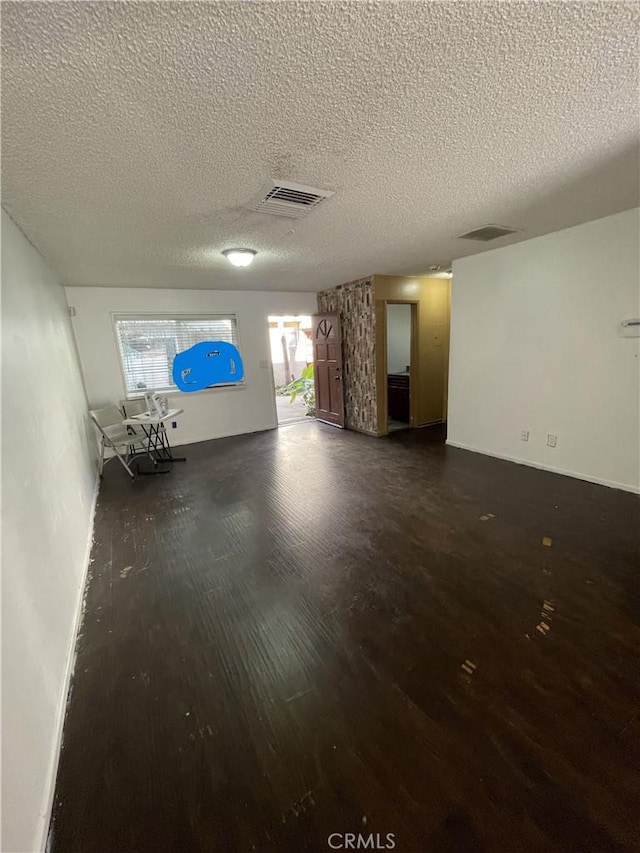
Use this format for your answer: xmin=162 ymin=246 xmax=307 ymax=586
xmin=2 ymin=1 xmax=639 ymax=292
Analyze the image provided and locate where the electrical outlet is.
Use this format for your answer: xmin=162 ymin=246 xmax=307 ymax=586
xmin=547 ymin=434 xmax=557 ymax=448
xmin=520 ymin=430 xmax=529 ymax=441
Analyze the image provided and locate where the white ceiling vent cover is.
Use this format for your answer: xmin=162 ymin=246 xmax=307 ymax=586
xmin=249 ymin=180 xmax=335 ymax=218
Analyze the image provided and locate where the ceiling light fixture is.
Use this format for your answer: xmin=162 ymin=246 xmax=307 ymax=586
xmin=222 ymin=248 xmax=257 ymax=267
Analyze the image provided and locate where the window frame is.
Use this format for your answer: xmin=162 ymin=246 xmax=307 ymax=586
xmin=111 ymin=312 xmax=245 ymax=399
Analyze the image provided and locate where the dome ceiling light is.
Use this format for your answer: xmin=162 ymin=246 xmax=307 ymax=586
xmin=222 ymin=248 xmax=257 ymax=267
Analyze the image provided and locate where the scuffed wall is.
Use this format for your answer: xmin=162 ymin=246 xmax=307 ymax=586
xmin=1 ymin=210 xmax=97 ymax=853
xmin=317 ymin=277 xmax=377 ymax=433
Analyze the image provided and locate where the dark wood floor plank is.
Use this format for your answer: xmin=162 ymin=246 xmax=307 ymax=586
xmin=49 ymin=423 xmax=640 ymax=852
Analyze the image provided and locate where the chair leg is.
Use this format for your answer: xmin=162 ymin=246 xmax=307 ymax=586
xmin=111 ymin=445 xmax=136 ymax=479
xmin=130 ymin=437 xmax=156 ymax=468
xmin=98 ymin=440 xmax=105 ymax=477
xmin=129 ymin=442 xmax=156 ymax=471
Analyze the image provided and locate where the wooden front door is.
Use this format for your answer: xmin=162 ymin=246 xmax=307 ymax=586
xmin=312 ymin=314 xmax=345 ymax=428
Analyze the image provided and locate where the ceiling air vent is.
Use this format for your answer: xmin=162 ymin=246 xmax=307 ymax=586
xmin=248 ymin=180 xmax=335 ymax=219
xmin=457 ymin=224 xmax=521 ymax=242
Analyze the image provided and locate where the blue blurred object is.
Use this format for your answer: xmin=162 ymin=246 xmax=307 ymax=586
xmin=172 ymin=341 xmax=244 ymax=392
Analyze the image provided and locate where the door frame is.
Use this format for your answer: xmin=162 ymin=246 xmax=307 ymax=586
xmin=266 ymin=314 xmax=314 ymax=428
xmin=375 ymin=299 xmax=419 ymax=437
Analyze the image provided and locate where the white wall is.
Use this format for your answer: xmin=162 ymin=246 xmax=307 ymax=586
xmin=1 ymin=211 xmax=97 ymax=852
xmin=386 ymin=303 xmax=412 ymax=373
xmin=448 ymin=208 xmax=640 ymax=493
xmin=66 ymin=287 xmax=318 ymax=446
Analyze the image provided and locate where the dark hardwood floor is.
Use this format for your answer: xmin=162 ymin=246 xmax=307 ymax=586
xmin=49 ymin=423 xmax=640 ymax=852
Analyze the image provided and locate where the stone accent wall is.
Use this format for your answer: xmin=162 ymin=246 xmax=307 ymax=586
xmin=317 ymin=276 xmax=377 ymax=433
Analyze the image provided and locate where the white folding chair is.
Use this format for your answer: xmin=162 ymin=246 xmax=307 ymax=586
xmin=90 ymin=405 xmax=155 ymax=479
xmin=120 ymin=397 xmax=166 ymax=463
xmin=120 ymin=398 xmax=147 ymax=419
xmin=120 ymin=398 xmax=148 ymax=443
xmin=121 ymin=397 xmax=178 ymax=464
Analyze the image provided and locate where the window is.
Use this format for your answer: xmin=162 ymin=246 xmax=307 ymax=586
xmin=113 ymin=314 xmax=242 ymax=397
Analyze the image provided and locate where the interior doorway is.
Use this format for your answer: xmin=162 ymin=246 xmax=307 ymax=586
xmin=268 ymin=315 xmax=314 ymax=426
xmin=386 ymin=302 xmax=415 ymax=432
xmin=375 ymin=275 xmax=451 ymax=438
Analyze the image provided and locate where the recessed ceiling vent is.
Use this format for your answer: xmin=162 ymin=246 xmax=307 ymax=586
xmin=248 ymin=180 xmax=335 ymax=219
xmin=457 ymin=224 xmax=521 ymax=242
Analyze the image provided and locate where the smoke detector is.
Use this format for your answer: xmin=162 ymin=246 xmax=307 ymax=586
xmin=248 ymin=179 xmax=335 ymax=219
xmin=457 ymin=224 xmax=521 ymax=242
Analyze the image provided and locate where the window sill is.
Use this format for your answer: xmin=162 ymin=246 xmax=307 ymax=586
xmin=125 ymin=383 xmax=245 ymax=401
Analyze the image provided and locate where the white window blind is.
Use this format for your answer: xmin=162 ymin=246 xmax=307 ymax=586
xmin=114 ymin=314 xmax=242 ymax=396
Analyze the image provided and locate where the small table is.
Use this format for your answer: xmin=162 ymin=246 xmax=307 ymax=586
xmin=123 ymin=408 xmax=186 ymax=464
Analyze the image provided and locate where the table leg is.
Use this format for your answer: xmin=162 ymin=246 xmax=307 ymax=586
xmin=143 ymin=422 xmax=186 ymax=463
xmin=158 ymin=423 xmax=186 ymax=462
xmin=126 ymin=437 xmax=170 ymax=475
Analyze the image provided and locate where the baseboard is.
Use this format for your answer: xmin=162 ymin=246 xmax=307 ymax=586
xmin=416 ymin=419 xmax=445 ymax=428
xmin=103 ymin=425 xmax=280 ymax=468
xmin=41 ymin=473 xmax=100 ymax=853
xmin=445 ymin=440 xmax=640 ymax=495
xmin=165 ymin=423 xmax=277 ymax=448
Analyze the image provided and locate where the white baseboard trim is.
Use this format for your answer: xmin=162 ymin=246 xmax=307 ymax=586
xmin=102 ymin=425 xmax=279 ymax=464
xmin=169 ymin=423 xmax=278 ymax=448
xmin=41 ymin=472 xmax=100 ymax=853
xmin=445 ymin=440 xmax=640 ymax=495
